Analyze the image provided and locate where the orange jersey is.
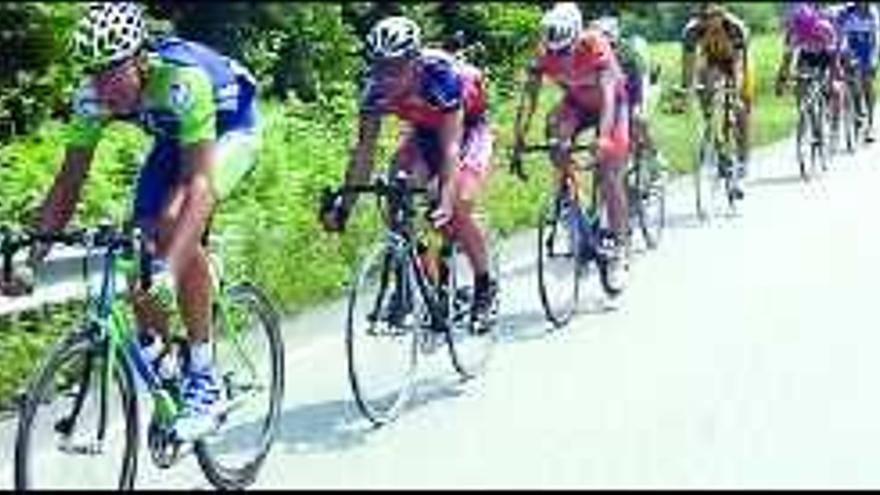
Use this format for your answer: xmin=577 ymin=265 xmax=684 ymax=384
xmin=533 ymin=29 xmax=628 ymax=111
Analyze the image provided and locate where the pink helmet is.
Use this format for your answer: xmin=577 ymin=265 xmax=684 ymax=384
xmin=787 ymin=3 xmax=824 ymax=37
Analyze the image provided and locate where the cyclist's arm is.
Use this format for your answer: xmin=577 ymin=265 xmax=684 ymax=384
xmin=731 ymin=21 xmax=749 ymax=93
xmin=341 ymin=112 xmax=382 ymax=212
xmin=28 ymin=84 xmax=106 ymax=265
xmin=437 ymin=108 xmax=465 ymax=192
xmin=513 ymin=59 xmax=543 ymax=144
xmin=27 ymin=145 xmax=96 ymax=266
xmin=777 ymin=42 xmax=795 ymax=85
xmin=680 ymin=21 xmax=699 ymax=90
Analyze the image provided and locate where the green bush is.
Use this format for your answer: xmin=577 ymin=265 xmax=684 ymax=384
xmin=0 ymin=3 xmax=80 ymax=143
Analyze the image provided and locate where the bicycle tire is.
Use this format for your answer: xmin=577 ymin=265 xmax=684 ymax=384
xmin=537 ymin=193 xmax=581 ymax=328
xmin=345 ymin=243 xmax=420 ymax=427
xmin=15 ymin=328 xmax=138 ymax=490
xmin=796 ymin=98 xmax=810 ymax=181
xmin=194 ymin=282 xmax=284 ymax=489
xmin=442 ymin=227 xmax=499 ymax=380
xmin=694 ymin=126 xmax=717 ymax=221
xmin=634 ymin=153 xmax=666 ymax=250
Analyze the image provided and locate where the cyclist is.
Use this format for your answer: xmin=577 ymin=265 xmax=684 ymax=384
xmin=672 ymin=2 xmax=752 ymax=198
xmin=834 ymin=1 xmax=879 ymax=142
xmin=0 ymin=3 xmax=261 ymax=442
xmin=319 ymin=16 xmax=498 ymax=334
xmin=590 ymin=14 xmax=670 ymax=184
xmin=511 ymin=3 xmax=631 ymax=292
xmin=776 ymin=3 xmax=844 ymax=128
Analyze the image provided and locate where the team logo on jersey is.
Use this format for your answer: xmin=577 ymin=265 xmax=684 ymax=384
xmin=169 ymin=82 xmax=193 ymax=110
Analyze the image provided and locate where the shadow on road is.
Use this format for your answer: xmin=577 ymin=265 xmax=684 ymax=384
xmin=747 ymin=174 xmax=806 ymax=189
xmin=207 ymin=375 xmax=469 ymax=460
xmin=272 ymin=376 xmax=467 ymax=455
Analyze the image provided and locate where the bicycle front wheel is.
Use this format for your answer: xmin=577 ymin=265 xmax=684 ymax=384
xmin=194 ymin=282 xmax=284 ymax=489
xmin=537 ymin=194 xmax=581 ymax=329
xmin=346 ymin=243 xmax=421 ymax=426
xmin=694 ymin=130 xmax=718 ymax=221
xmin=633 ymin=153 xmax=666 ymax=249
xmin=15 ymin=328 xmax=138 ymax=490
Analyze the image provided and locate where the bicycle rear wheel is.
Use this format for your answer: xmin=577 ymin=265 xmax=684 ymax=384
xmin=194 ymin=282 xmax=284 ymax=489
xmin=443 ymin=225 xmax=499 ymax=380
xmin=15 ymin=328 xmax=138 ymax=490
xmin=346 ymin=243 xmax=421 ymax=426
xmin=537 ymin=192 xmax=581 ymax=329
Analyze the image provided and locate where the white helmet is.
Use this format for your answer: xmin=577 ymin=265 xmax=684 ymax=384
xmin=72 ymin=2 xmax=146 ymax=70
xmin=365 ymin=16 xmax=422 ymax=60
xmin=590 ymin=15 xmax=620 ymax=43
xmin=541 ymin=3 xmax=583 ymax=51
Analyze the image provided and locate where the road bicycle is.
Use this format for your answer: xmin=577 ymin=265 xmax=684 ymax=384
xmin=513 ymin=141 xmax=624 ymax=329
xmin=692 ymin=79 xmax=744 ymax=220
xmin=1 ymin=221 xmax=284 ymax=489
xmin=839 ymin=56 xmax=870 ymax=152
xmin=323 ymin=170 xmax=499 ymax=427
xmin=793 ymin=65 xmax=832 ymax=181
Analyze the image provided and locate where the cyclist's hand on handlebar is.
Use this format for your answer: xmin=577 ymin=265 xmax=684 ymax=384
xmin=774 ymin=76 xmax=787 ymax=98
xmin=429 ymin=185 xmax=455 ymax=229
xmin=318 ymin=187 xmax=349 ymax=233
xmin=1 ymin=264 xmax=35 ymax=297
xmin=668 ymin=86 xmax=689 ymax=114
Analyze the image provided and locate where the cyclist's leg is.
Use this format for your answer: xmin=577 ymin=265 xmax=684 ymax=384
xmin=445 ymin=120 xmax=497 ymax=325
xmin=130 ymin=141 xmax=181 ymax=347
xmin=168 ymin=127 xmax=259 ymax=440
xmin=597 ymin=99 xmax=631 ymax=241
xmin=441 ymin=120 xmax=493 ymax=279
xmin=858 ymin=46 xmax=877 ymax=138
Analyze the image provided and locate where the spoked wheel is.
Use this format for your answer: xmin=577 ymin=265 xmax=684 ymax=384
xmin=345 ymin=243 xmax=422 ymax=427
xmin=694 ymin=130 xmax=719 ymax=221
xmin=634 ymin=155 xmax=667 ymax=250
xmin=15 ymin=329 xmax=138 ymax=490
xmin=537 ymin=193 xmax=581 ymax=329
xmin=194 ymin=282 xmax=284 ymax=489
xmin=842 ymin=79 xmax=859 ymax=154
xmin=797 ymin=101 xmax=819 ymax=181
xmin=828 ymin=87 xmax=844 ymax=159
xmin=815 ymin=96 xmax=831 ymax=173
xmin=442 ymin=221 xmax=499 ymax=381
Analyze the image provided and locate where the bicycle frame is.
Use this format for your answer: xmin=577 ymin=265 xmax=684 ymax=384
xmin=60 ymin=230 xmax=257 ymax=435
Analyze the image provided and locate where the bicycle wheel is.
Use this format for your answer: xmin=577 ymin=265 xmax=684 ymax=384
xmin=537 ymin=193 xmax=581 ymax=328
xmin=346 ymin=242 xmax=421 ymax=426
xmin=634 ymin=151 xmax=666 ymax=249
xmin=815 ymin=93 xmax=830 ymax=173
xmin=194 ymin=282 xmax=284 ymax=489
xmin=796 ymin=97 xmax=812 ymax=181
xmin=15 ymin=328 xmax=138 ymax=490
xmin=828 ymin=84 xmax=843 ymax=158
xmin=694 ymin=127 xmax=718 ymax=221
xmin=842 ymin=78 xmax=858 ymax=153
xmin=443 ymin=226 xmax=499 ymax=380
